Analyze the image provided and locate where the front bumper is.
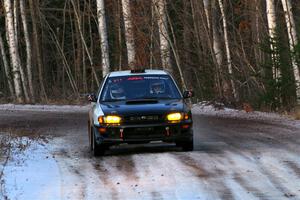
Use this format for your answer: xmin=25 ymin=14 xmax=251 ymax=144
xmin=93 ymin=121 xmax=193 ymax=145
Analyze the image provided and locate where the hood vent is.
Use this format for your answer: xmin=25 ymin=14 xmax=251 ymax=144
xmin=126 ymin=99 xmax=158 ymax=104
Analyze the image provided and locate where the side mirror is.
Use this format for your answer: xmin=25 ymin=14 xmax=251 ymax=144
xmin=183 ymin=91 xmax=194 ymax=99
xmin=87 ymin=93 xmax=97 ymax=102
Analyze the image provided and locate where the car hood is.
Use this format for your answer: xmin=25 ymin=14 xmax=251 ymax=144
xmin=100 ymin=99 xmax=186 ymax=116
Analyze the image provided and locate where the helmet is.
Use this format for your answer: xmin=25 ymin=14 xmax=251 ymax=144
xmin=110 ymin=84 xmax=125 ymax=99
xmin=150 ymin=80 xmax=165 ymax=94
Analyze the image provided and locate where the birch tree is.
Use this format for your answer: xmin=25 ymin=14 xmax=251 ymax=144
xmin=20 ymin=0 xmax=35 ymax=102
xmin=0 ymin=33 xmax=14 ymax=97
xmin=281 ymin=0 xmax=300 ymax=103
xmin=96 ymin=0 xmax=110 ymax=77
xmin=121 ymin=0 xmax=135 ymax=68
xmin=266 ymin=0 xmax=280 ymax=80
xmin=4 ymin=0 xmax=23 ymax=103
xmin=218 ymin=0 xmax=238 ymax=101
xmin=153 ymin=0 xmax=172 ymax=73
xmin=202 ymin=0 xmax=211 ymax=32
xmin=12 ymin=0 xmax=31 ymax=102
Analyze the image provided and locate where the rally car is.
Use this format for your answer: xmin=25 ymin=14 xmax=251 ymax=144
xmin=88 ymin=69 xmax=194 ymax=156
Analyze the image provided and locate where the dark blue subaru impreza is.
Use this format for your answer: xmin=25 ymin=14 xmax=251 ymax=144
xmin=88 ymin=69 xmax=194 ymax=156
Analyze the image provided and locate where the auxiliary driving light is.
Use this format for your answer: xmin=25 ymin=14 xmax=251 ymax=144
xmin=98 ymin=115 xmax=121 ymax=124
xmin=167 ymin=113 xmax=182 ymax=121
xmin=105 ymin=115 xmax=121 ymax=124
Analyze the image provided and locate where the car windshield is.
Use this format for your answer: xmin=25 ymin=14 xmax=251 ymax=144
xmin=100 ymin=75 xmax=181 ymax=102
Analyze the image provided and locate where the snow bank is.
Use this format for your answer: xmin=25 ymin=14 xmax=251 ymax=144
xmin=192 ymin=102 xmax=299 ymax=124
xmin=0 ymin=104 xmax=90 ymax=112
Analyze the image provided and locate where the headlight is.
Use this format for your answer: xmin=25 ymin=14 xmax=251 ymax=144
xmin=98 ymin=115 xmax=121 ymax=124
xmin=167 ymin=113 xmax=182 ymax=122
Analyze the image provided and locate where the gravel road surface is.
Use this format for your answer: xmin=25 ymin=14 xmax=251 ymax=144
xmin=0 ymin=107 xmax=300 ymax=200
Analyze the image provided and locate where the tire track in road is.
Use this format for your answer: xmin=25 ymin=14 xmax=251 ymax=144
xmin=53 ymin=148 xmax=88 ymax=200
xmin=233 ymin=173 xmax=269 ymax=200
xmin=93 ymin=160 xmax=119 ymax=200
xmin=175 ymin=154 xmax=210 ymax=178
xmin=174 ymin=153 xmax=236 ymax=199
xmin=115 ymin=155 xmax=139 ymax=182
xmin=151 ymin=191 xmax=163 ymax=200
xmin=284 ymin=161 xmax=300 ymax=178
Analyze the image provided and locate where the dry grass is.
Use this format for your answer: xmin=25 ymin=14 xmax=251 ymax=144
xmin=293 ymin=110 xmax=300 ymax=120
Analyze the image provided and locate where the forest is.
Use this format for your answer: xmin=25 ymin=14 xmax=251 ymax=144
xmin=0 ymin=0 xmax=300 ymax=111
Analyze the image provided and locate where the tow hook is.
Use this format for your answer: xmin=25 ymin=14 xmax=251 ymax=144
xmin=120 ymin=128 xmax=124 ymax=139
xmin=165 ymin=127 xmax=170 ymax=136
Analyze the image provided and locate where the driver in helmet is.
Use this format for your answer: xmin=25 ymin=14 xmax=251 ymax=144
xmin=150 ymin=80 xmax=165 ymax=95
xmin=110 ymin=84 xmax=126 ymax=99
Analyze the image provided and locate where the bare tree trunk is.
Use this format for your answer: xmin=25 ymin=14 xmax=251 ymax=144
xmin=281 ymin=0 xmax=300 ymax=103
xmin=118 ymin=0 xmax=123 ymax=70
xmin=218 ymin=0 xmax=238 ymax=101
xmin=121 ymin=0 xmax=135 ymax=68
xmin=153 ymin=0 xmax=172 ymax=74
xmin=4 ymin=0 xmax=23 ymax=103
xmin=96 ymin=0 xmax=110 ymax=77
xmin=0 ymin=33 xmax=15 ymax=97
xmin=12 ymin=0 xmax=31 ymax=103
xmin=211 ymin=0 xmax=223 ymax=69
xmin=165 ymin=10 xmax=188 ymax=90
xmin=29 ymin=0 xmax=47 ymax=101
xmin=202 ymin=0 xmax=211 ymax=32
xmin=13 ymin=0 xmax=18 ymax=44
xmin=211 ymin=0 xmax=226 ymax=97
xmin=20 ymin=0 xmax=35 ymax=102
xmin=266 ymin=0 xmax=280 ymax=80
xmin=71 ymin=0 xmax=100 ymax=87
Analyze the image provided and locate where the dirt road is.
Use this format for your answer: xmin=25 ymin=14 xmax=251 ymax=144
xmin=0 ymin=108 xmax=300 ymax=200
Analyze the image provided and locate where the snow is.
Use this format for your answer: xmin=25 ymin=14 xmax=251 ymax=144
xmin=1 ymin=137 xmax=61 ymax=200
xmin=0 ymin=104 xmax=90 ymax=112
xmin=192 ymin=102 xmax=299 ymax=125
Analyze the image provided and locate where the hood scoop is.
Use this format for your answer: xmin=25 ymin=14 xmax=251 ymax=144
xmin=126 ymin=99 xmax=158 ymax=105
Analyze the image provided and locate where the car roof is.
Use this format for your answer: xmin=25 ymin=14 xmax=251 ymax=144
xmin=108 ymin=70 xmax=168 ymax=78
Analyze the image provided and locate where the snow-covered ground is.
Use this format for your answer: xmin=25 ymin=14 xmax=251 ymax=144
xmin=0 ymin=104 xmax=299 ymax=200
xmin=0 ymin=104 xmax=89 ymax=112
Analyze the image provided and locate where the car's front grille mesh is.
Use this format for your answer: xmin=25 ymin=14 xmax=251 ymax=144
xmin=123 ymin=115 xmax=164 ymax=124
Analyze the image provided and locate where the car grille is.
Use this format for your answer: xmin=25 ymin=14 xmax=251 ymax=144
xmin=123 ymin=115 xmax=164 ymax=124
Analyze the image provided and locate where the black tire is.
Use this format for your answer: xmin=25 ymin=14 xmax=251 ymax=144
xmin=177 ymin=139 xmax=194 ymax=151
xmin=92 ymin=129 xmax=106 ymax=156
xmin=89 ymin=126 xmax=93 ymax=152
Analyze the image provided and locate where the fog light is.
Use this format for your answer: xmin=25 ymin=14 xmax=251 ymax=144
xmin=105 ymin=115 xmax=121 ymax=124
xmin=167 ymin=113 xmax=182 ymax=121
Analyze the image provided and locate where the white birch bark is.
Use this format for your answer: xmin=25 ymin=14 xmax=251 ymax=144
xmin=20 ymin=0 xmax=35 ymax=101
xmin=96 ymin=0 xmax=110 ymax=77
xmin=203 ymin=0 xmax=211 ymax=32
xmin=13 ymin=0 xmax=18 ymax=44
xmin=218 ymin=0 xmax=238 ymax=101
xmin=153 ymin=0 xmax=172 ymax=73
xmin=281 ymin=0 xmax=300 ymax=103
xmin=4 ymin=0 xmax=23 ymax=103
xmin=0 ymin=33 xmax=15 ymax=97
xmin=266 ymin=0 xmax=281 ymax=79
xmin=13 ymin=0 xmax=30 ymax=102
xmin=121 ymin=0 xmax=135 ymax=68
xmin=211 ymin=0 xmax=223 ymax=68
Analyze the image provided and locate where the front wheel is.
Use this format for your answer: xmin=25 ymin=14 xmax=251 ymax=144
xmin=176 ymin=139 xmax=194 ymax=151
xmin=91 ymin=128 xmax=106 ymax=156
